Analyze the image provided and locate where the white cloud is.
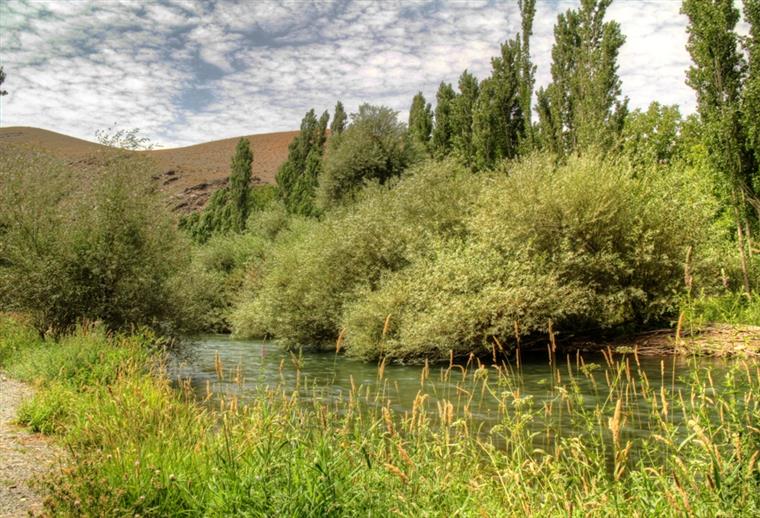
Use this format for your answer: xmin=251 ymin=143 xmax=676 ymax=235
xmin=0 ymin=0 xmax=708 ymax=147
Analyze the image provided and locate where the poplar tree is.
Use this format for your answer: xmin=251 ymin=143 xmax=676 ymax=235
xmin=331 ymin=101 xmax=347 ymax=136
xmin=431 ymin=82 xmax=457 ymax=158
xmin=276 ymin=109 xmax=330 ymax=216
xmin=451 ymin=70 xmax=479 ymax=165
xmin=472 ymin=40 xmax=523 ymax=169
xmin=408 ymin=92 xmax=433 ymax=153
xmin=744 ymin=0 xmax=760 ymax=176
xmin=181 ymin=138 xmax=254 ymax=242
xmin=517 ymin=0 xmax=537 ymax=151
xmin=537 ymin=0 xmax=627 ymax=156
xmin=469 ymin=0 xmax=535 ymax=170
xmin=228 ymin=138 xmax=253 ymax=231
xmin=683 ymin=0 xmax=757 ymax=292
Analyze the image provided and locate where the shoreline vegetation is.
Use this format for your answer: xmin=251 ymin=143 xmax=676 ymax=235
xmin=1 ymin=316 xmax=759 ymax=516
xmin=1 ymin=0 xmax=760 ymax=514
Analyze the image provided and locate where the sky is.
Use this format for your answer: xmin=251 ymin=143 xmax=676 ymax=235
xmin=0 ymin=0 xmax=725 ymax=148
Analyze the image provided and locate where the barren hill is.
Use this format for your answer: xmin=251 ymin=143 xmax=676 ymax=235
xmin=0 ymin=126 xmax=296 ymax=211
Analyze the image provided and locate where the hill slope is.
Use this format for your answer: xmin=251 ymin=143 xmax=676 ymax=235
xmin=0 ymin=127 xmax=296 ymax=211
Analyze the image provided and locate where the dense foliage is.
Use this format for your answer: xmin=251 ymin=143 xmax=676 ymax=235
xmin=234 ymin=155 xmax=721 ymax=360
xmin=0 ymin=146 xmax=203 ymax=334
xmin=276 ymin=109 xmax=329 ymax=216
xmin=181 ymin=138 xmax=254 ymax=243
xmin=316 ymin=104 xmax=421 ymax=209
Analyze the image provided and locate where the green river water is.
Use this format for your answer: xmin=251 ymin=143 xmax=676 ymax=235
xmin=172 ymin=335 xmax=756 ymax=446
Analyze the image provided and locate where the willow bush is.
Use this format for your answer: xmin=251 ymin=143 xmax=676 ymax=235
xmin=0 ymin=145 xmax=206 ymax=334
xmin=231 ymin=160 xmax=478 ymax=345
xmin=234 ymin=153 xmax=721 ymax=361
xmin=344 ymin=154 xmax=718 ymax=360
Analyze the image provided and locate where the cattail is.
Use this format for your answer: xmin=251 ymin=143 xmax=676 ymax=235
xmin=378 ymin=356 xmax=387 ymax=380
xmin=548 ymin=320 xmax=557 ymax=353
xmin=675 ymin=312 xmax=685 ymax=346
xmin=609 ymin=399 xmax=623 ymax=448
xmin=214 ymin=351 xmax=224 ymax=380
xmin=438 ymin=400 xmax=454 ymax=427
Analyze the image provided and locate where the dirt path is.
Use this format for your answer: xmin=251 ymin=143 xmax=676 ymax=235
xmin=0 ymin=373 xmax=59 ymax=518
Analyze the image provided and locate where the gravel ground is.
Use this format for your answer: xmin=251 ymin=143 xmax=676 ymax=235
xmin=0 ymin=373 xmax=59 ymax=518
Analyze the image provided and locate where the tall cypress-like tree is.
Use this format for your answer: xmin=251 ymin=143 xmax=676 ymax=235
xmin=743 ymin=0 xmax=760 ymax=180
xmin=431 ymin=82 xmax=457 ymax=158
xmin=408 ymin=91 xmax=433 ymax=153
xmin=180 ymin=138 xmax=254 ymax=242
xmin=276 ymin=109 xmax=330 ymax=216
xmin=331 ymin=101 xmax=347 ymax=136
xmin=518 ymin=0 xmax=537 ymax=151
xmin=537 ymin=0 xmax=627 ymax=156
xmin=472 ymin=40 xmax=523 ymax=169
xmin=683 ymin=0 xmax=757 ymax=293
xmin=470 ymin=0 xmax=535 ymax=170
xmin=451 ymin=70 xmax=479 ymax=165
xmin=228 ymin=138 xmax=253 ymax=231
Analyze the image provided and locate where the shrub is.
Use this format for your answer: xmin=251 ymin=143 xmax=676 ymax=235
xmin=343 ymin=154 xmax=718 ymax=360
xmin=231 ymin=160 xmax=478 ymax=345
xmin=0 ymin=146 xmax=200 ymax=334
xmin=236 ymin=153 xmax=720 ymax=360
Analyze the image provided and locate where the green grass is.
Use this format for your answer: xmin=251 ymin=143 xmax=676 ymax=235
xmin=1 ymin=316 xmax=759 ymax=517
xmin=682 ymin=292 xmax=760 ymax=328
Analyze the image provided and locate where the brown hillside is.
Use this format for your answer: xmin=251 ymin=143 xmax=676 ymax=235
xmin=0 ymin=126 xmax=296 ymax=211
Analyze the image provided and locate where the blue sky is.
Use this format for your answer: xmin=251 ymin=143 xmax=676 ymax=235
xmin=0 ymin=0 xmax=721 ymax=148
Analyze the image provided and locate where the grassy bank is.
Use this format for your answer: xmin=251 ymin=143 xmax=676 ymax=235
xmin=1 ymin=316 xmax=759 ymax=517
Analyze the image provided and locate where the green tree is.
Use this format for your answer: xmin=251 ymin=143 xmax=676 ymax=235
xmin=683 ymin=0 xmax=757 ymax=293
xmin=0 ymin=142 xmax=198 ymax=333
xmin=228 ymin=138 xmax=253 ymax=231
xmin=276 ymin=109 xmax=330 ymax=216
xmin=471 ymin=39 xmax=525 ymax=169
xmin=181 ymin=138 xmax=255 ymax=241
xmin=621 ymin=103 xmax=683 ymax=170
xmin=451 ymin=70 xmax=479 ymax=166
xmin=518 ymin=0 xmax=537 ymax=152
xmin=331 ymin=101 xmax=347 ymax=136
xmin=537 ymin=0 xmax=627 ymax=156
xmin=408 ymin=92 xmax=433 ymax=153
xmin=743 ymin=0 xmax=760 ymax=183
xmin=431 ymin=82 xmax=457 ymax=158
xmin=316 ymin=104 xmax=418 ymax=208
xmin=470 ymin=0 xmax=535 ymax=169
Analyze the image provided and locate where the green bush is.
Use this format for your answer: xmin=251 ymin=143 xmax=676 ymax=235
xmin=0 ymin=146 xmax=202 ymax=334
xmin=232 ymin=160 xmax=478 ymax=345
xmin=236 ymin=154 xmax=721 ymax=360
xmin=316 ymin=104 xmax=421 ymax=209
xmin=344 ymin=154 xmax=718 ymax=360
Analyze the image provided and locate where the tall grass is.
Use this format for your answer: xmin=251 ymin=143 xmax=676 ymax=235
xmin=1 ymin=317 xmax=758 ymax=516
